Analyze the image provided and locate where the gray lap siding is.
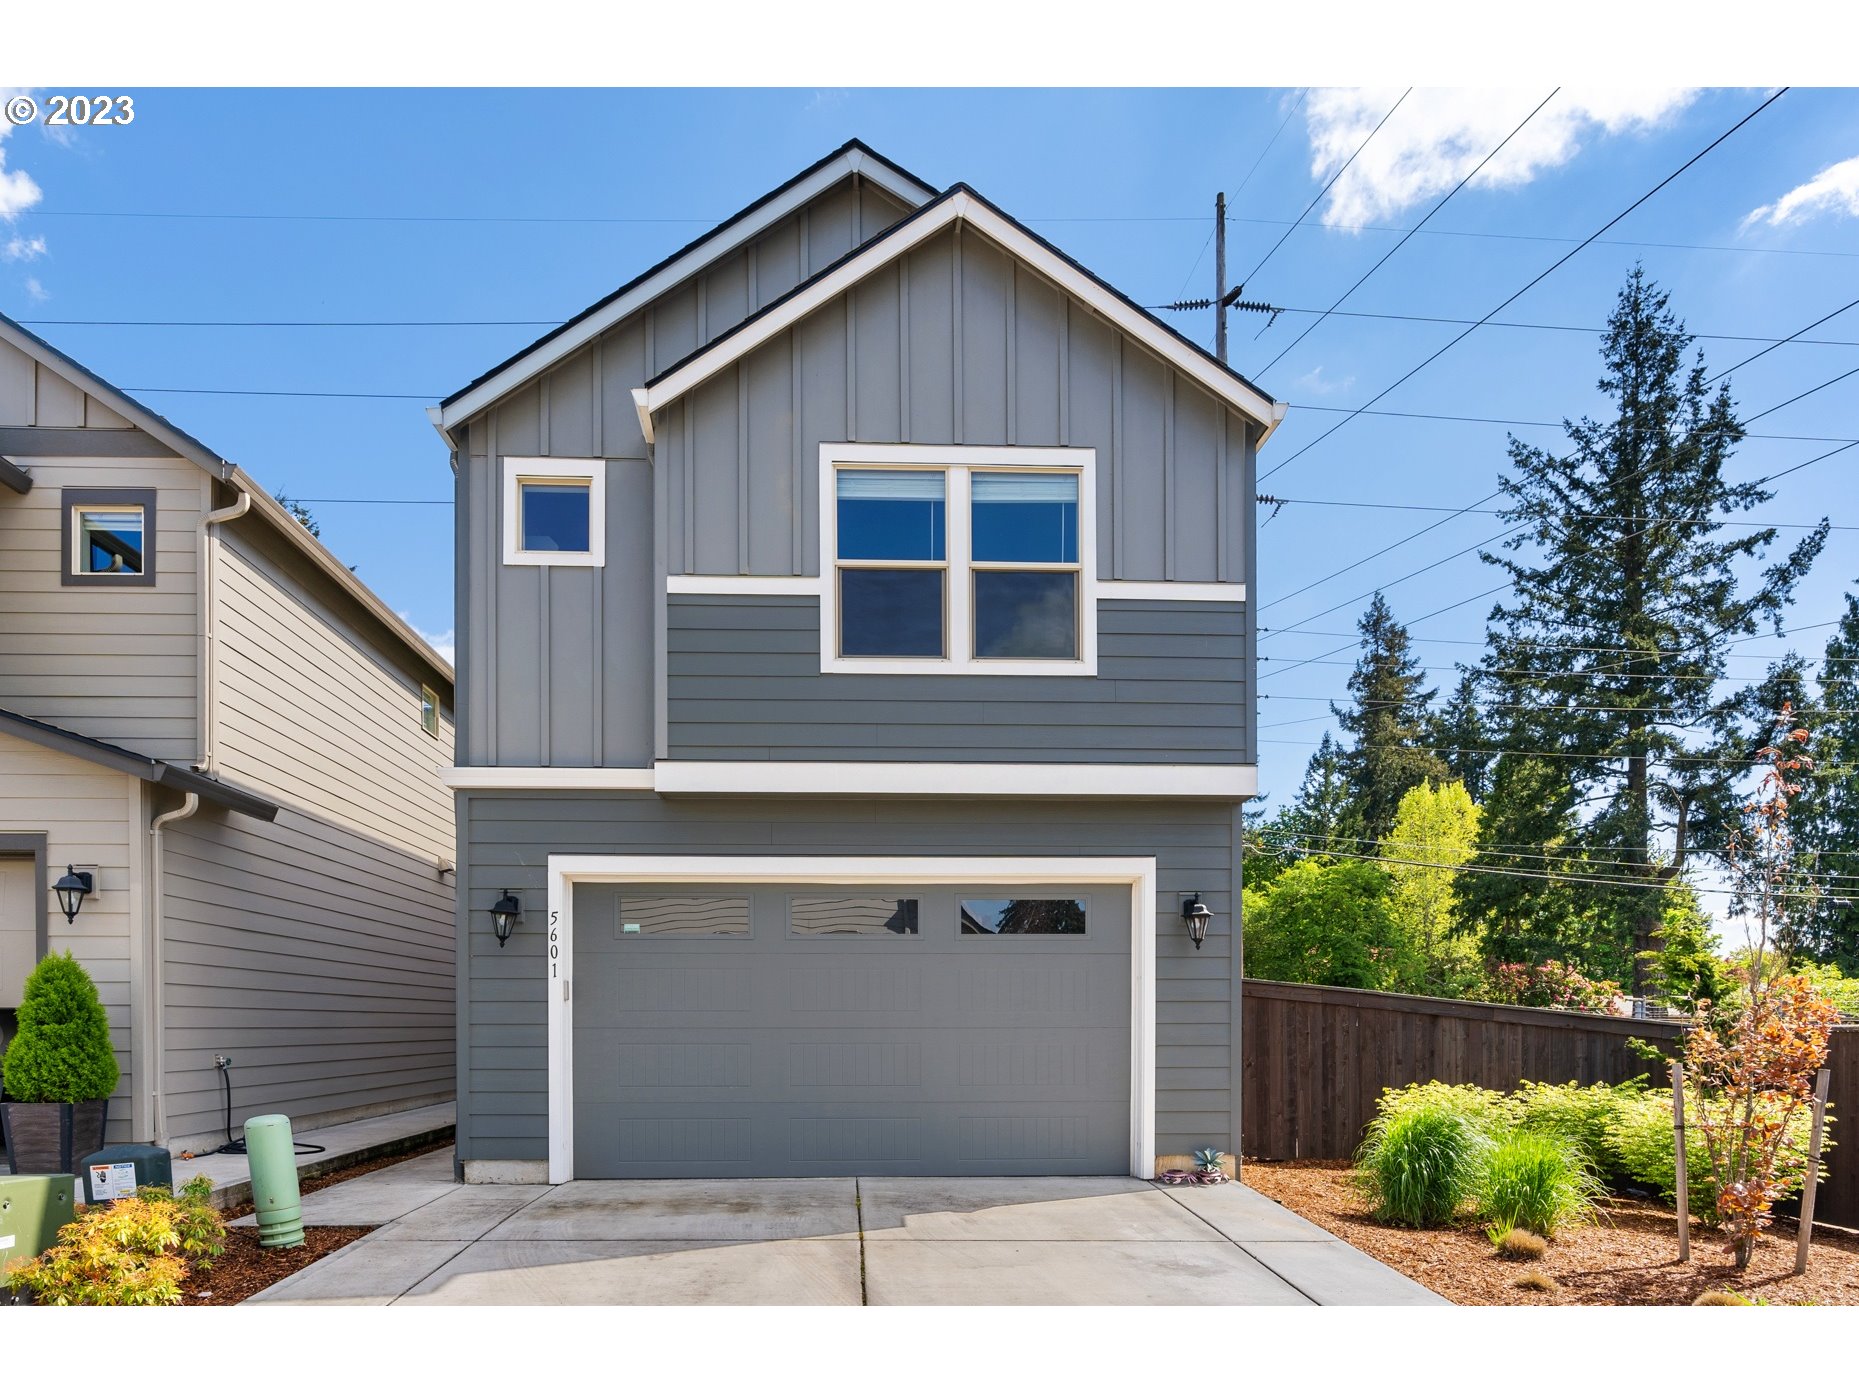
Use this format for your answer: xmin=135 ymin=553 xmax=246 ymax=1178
xmin=667 ymin=595 xmax=1251 ymax=763
xmin=456 ymin=792 xmax=1242 ymax=1169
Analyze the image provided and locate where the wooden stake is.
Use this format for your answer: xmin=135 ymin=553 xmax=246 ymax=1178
xmin=1794 ymin=1067 xmax=1832 ymax=1277
xmin=1673 ymin=1061 xmax=1690 ymax=1264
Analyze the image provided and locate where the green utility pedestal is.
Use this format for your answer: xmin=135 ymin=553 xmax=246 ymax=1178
xmin=0 ymin=1174 xmax=77 ymax=1285
xmin=244 ymin=1114 xmax=305 ymax=1249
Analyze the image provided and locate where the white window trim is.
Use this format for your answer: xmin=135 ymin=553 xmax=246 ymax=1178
xmin=544 ymin=853 xmax=1158 ymax=1184
xmin=819 ymin=443 xmax=1097 ymax=677
xmin=443 ymin=762 xmax=1258 ymax=798
xmin=502 ymin=457 xmax=605 ymax=568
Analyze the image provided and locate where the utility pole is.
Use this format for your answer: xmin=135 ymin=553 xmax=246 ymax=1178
xmin=1213 ymin=191 xmax=1228 ymax=364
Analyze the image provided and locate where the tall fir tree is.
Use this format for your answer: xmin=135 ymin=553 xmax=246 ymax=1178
xmin=1431 ymin=669 xmax=1493 ymax=803
xmin=1479 ymin=268 xmax=1827 ymax=991
xmin=1798 ymin=592 xmax=1859 ymax=972
xmin=1332 ymin=593 xmax=1447 ymax=842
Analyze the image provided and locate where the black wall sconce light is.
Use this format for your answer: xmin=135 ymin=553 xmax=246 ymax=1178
xmin=491 ymin=890 xmax=522 ymax=948
xmin=1181 ymin=892 xmax=1211 ymax=950
xmin=53 ymin=865 xmax=94 ymax=924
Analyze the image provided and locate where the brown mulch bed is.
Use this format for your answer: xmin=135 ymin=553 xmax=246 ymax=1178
xmin=183 ymin=1225 xmax=374 ymax=1305
xmin=180 ymin=1140 xmax=453 ymax=1305
xmin=1244 ymin=1158 xmax=1859 ymax=1306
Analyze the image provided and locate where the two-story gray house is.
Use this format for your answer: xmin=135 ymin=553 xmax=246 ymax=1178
xmin=435 ymin=142 xmax=1282 ymax=1183
xmin=0 ymin=315 xmax=457 ymax=1155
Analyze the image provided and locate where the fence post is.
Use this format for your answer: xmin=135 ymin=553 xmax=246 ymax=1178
xmin=1673 ymin=1061 xmax=1690 ymax=1264
xmin=1794 ymin=1067 xmax=1832 ymax=1277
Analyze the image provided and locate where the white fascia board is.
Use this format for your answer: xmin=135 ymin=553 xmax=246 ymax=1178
xmin=1257 ymin=398 xmax=1290 ymax=449
xmin=653 ymin=762 xmax=1258 ymax=799
xmin=442 ymin=766 xmax=655 ymax=790
xmin=638 ymin=194 xmax=1283 ymax=436
xmin=1098 ymin=581 xmax=1247 ymax=603
xmin=440 ymin=153 xmax=934 ymax=432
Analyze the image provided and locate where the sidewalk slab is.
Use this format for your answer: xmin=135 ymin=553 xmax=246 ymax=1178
xmin=184 ymin=1101 xmax=455 ymax=1210
xmin=482 ymin=1178 xmax=859 ymax=1243
xmin=396 ymin=1237 xmax=863 ymax=1306
xmin=863 ymin=1236 xmax=1311 ymax=1305
xmin=1154 ymin=1180 xmax=1346 ymax=1242
xmin=1240 ymin=1238 xmax=1449 ymax=1306
xmin=860 ymin=1177 xmax=1222 ymax=1242
xmin=241 ymin=1236 xmax=471 ymax=1306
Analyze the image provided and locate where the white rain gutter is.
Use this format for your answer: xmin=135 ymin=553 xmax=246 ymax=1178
xmin=197 ymin=490 xmax=251 ymax=774
xmin=146 ymin=791 xmax=200 ymax=1145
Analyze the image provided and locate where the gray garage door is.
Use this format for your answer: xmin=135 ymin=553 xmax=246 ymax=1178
xmin=571 ymin=882 xmax=1131 ymax=1177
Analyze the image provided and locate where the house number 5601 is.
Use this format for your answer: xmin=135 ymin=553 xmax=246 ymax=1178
xmin=549 ymin=910 xmax=560 ymax=978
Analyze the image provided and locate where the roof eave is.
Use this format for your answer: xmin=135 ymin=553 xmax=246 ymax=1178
xmin=0 ymin=707 xmax=278 ymax=821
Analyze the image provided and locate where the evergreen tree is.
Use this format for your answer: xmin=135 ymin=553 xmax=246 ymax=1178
xmin=1293 ymin=731 xmax=1355 ymax=847
xmin=1332 ymin=593 xmax=1447 ymax=842
xmin=1478 ymin=268 xmax=1827 ymax=991
xmin=1799 ymin=591 xmax=1859 ymax=972
xmin=1431 ymin=669 xmax=1493 ymax=803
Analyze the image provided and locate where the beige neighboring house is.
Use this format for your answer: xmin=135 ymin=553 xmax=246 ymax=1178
xmin=0 ymin=312 xmax=456 ymax=1155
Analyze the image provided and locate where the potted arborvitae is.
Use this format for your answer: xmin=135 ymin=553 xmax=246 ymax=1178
xmin=0 ymin=952 xmax=120 ymax=1175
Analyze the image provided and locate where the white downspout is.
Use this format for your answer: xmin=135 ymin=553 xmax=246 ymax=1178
xmin=198 ymin=490 xmax=251 ymax=774
xmin=146 ymin=792 xmax=199 ymax=1146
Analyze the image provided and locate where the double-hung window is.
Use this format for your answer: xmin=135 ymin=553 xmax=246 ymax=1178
xmin=822 ymin=445 xmax=1095 ymax=675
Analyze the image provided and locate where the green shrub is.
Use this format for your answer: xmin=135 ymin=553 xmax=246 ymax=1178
xmin=1602 ymin=1089 xmax=1830 ymax=1223
xmin=1375 ymin=1081 xmax=1513 ymax=1136
xmin=0 ymin=951 xmax=120 ymax=1103
xmin=1479 ymin=1132 xmax=1604 ymax=1237
xmin=1355 ymin=1103 xmax=1493 ymax=1227
xmin=1 ymin=1176 xmax=223 ymax=1306
xmin=1510 ymin=1078 xmax=1647 ymax=1172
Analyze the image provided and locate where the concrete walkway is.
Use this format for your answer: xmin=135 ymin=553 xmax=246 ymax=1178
xmin=184 ymin=1102 xmax=455 ymax=1210
xmin=242 ymin=1156 xmax=1443 ymax=1306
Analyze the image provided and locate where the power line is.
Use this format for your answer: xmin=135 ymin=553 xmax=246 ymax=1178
xmin=1173 ymin=88 xmax=1310 ymax=301
xmin=1742 ymin=365 xmax=1859 ymax=425
xmin=1254 ymin=494 xmax=1857 ymax=532
xmin=1254 ymin=89 xmax=1560 ymax=379
xmin=1704 ymin=293 xmax=1859 ymax=385
xmin=1256 ymin=306 xmax=1859 ymax=350
xmin=1280 ymin=400 xmax=1853 ymax=445
xmin=123 ymin=385 xmax=438 ymax=400
xmin=1257 ymin=87 xmax=1791 ymax=484
xmin=1238 ymin=88 xmax=1412 ymax=288
xmin=20 ymin=318 xmax=559 ymax=328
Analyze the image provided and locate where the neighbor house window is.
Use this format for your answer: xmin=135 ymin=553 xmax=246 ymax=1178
xmin=61 ymin=487 xmax=158 ymax=588
xmin=420 ymin=684 xmax=441 ymax=737
xmin=502 ymin=457 xmax=604 ymax=567
xmin=820 ymin=446 xmax=1095 ymax=674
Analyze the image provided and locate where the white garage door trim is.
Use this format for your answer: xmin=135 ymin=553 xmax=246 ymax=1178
xmin=545 ymin=854 xmax=1159 ymax=1185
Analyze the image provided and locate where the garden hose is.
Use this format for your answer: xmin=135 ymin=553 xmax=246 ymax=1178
xmin=212 ymin=1061 xmax=326 ymax=1157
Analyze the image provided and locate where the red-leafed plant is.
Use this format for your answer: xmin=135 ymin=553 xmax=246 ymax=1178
xmin=1685 ymin=708 xmax=1840 ymax=1268
xmin=1484 ymin=959 xmax=1622 ymax=1015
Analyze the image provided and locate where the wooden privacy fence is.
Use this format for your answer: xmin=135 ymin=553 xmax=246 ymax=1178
xmin=1240 ymin=978 xmax=1859 ymax=1230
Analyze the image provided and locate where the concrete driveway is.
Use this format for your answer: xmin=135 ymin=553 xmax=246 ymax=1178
xmin=241 ymin=1151 xmax=1443 ymax=1306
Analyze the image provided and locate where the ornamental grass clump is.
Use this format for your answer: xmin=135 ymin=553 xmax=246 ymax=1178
xmin=1479 ymin=1132 xmax=1605 ymax=1238
xmin=1355 ymin=1103 xmax=1493 ymax=1227
xmin=1489 ymin=1226 xmax=1548 ymax=1261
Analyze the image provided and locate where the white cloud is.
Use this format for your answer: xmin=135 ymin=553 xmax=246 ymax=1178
xmin=401 ymin=613 xmax=455 ymax=665
xmin=3 ymin=234 xmax=45 ymax=261
xmin=23 ymin=276 xmax=46 ymax=303
xmin=0 ymin=90 xmax=44 ymax=220
xmin=1304 ymin=88 xmax=1699 ymax=228
xmin=1293 ymin=365 xmax=1354 ymax=396
xmin=1743 ymin=155 xmax=1859 ymax=229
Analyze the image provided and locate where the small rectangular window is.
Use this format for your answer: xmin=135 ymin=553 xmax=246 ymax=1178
xmin=61 ymin=488 xmax=158 ymax=588
xmin=960 ymin=898 xmax=1087 ymax=935
xmin=502 ymin=458 xmax=604 ymax=567
xmin=618 ymin=895 xmax=751 ymax=938
xmin=790 ymin=896 xmax=919 ymax=937
xmin=420 ymin=684 xmax=440 ymax=738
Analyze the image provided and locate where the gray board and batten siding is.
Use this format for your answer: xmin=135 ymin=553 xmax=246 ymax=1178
xmin=454 ymin=174 xmax=918 ymax=768
xmin=456 ymin=794 xmax=1245 ymax=1173
xmin=455 ymin=216 xmax=1259 ymax=771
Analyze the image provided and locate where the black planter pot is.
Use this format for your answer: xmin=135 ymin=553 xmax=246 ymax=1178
xmin=0 ymin=1100 xmax=109 ymax=1175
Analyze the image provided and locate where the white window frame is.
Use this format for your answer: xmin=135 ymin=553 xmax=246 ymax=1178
xmin=818 ymin=443 xmax=1097 ymax=676
xmin=419 ymin=684 xmax=441 ymax=738
xmin=502 ymin=457 xmax=605 ymax=568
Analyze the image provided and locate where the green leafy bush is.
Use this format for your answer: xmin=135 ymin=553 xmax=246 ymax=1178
xmin=1355 ymin=1103 xmax=1493 ymax=1227
xmin=1 ymin=951 xmax=120 ymax=1103
xmin=1601 ymin=1088 xmax=1831 ymax=1224
xmin=1510 ymin=1079 xmax=1647 ymax=1172
xmin=1 ymin=1176 xmax=223 ymax=1306
xmin=1479 ymin=1132 xmax=1604 ymax=1237
xmin=1374 ymin=1081 xmax=1512 ymax=1136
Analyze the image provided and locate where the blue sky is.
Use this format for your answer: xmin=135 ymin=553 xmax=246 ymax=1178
xmin=3 ymin=86 xmax=1856 ymax=810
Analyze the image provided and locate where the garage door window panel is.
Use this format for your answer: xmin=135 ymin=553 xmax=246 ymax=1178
xmin=959 ymin=896 xmax=1089 ymax=936
xmin=788 ymin=895 xmax=921 ymax=937
xmin=617 ymin=895 xmax=752 ymax=938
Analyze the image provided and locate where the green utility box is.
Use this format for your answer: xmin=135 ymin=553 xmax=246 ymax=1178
xmin=79 ymin=1144 xmax=174 ymax=1203
xmin=0 ymin=1174 xmax=77 ymax=1277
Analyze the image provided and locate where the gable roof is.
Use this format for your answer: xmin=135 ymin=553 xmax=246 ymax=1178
xmin=631 ymin=183 xmax=1287 ymax=444
xmin=0 ymin=705 xmax=278 ymax=821
xmin=0 ymin=312 xmax=453 ymax=687
xmin=433 ymin=140 xmax=939 ymax=433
